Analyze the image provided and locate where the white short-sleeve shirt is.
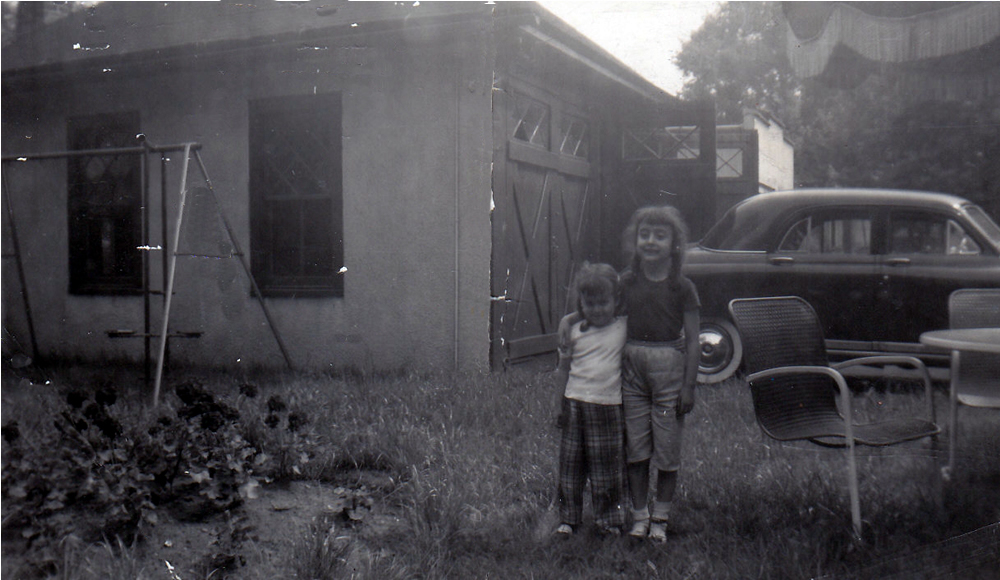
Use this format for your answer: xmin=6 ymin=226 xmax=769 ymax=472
xmin=559 ymin=316 xmax=627 ymax=405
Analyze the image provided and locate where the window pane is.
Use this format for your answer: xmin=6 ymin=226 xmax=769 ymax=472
xmin=890 ymin=213 xmax=946 ymax=254
xmin=67 ymin=111 xmax=142 ymax=294
xmin=301 ymin=199 xmax=333 ymax=276
xmin=779 ymin=215 xmax=870 ymax=254
xmin=511 ymin=94 xmax=549 ymax=148
xmin=947 ymin=220 xmax=980 ymax=255
xmin=558 ymin=114 xmax=589 ymax=158
xmin=249 ymin=93 xmax=343 ymax=295
xmin=964 ymin=204 xmax=1000 ymax=246
xmin=269 ymin=200 xmax=301 ymax=276
xmin=716 ymin=148 xmax=743 ymax=179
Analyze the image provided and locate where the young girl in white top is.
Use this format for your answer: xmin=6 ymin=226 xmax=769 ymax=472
xmin=553 ymin=262 xmax=628 ymax=536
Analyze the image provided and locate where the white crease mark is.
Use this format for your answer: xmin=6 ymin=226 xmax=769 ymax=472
xmin=72 ymin=43 xmax=111 ymax=51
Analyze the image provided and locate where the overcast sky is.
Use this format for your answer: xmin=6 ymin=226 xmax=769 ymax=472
xmin=536 ymin=1 xmax=720 ymax=95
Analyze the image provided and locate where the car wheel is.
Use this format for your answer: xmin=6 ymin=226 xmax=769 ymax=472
xmin=696 ymin=317 xmax=743 ymax=384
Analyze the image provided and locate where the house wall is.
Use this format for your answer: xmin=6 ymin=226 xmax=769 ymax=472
xmin=745 ymin=112 xmax=794 ymax=192
xmin=2 ymin=21 xmax=494 ymax=372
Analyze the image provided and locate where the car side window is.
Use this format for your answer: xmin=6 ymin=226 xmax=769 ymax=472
xmin=947 ymin=220 xmax=981 ymax=255
xmin=778 ymin=215 xmax=872 ymax=255
xmin=888 ymin=212 xmax=981 ymax=255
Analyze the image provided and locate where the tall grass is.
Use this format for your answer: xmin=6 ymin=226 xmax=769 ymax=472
xmin=3 ymin=362 xmax=999 ymax=579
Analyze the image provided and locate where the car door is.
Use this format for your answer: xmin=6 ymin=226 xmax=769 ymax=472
xmin=881 ymin=208 xmax=1000 ymax=346
xmin=765 ymin=206 xmax=883 ymax=345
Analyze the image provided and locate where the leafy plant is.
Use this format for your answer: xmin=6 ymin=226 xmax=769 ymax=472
xmin=1 ymin=378 xmax=266 ymax=576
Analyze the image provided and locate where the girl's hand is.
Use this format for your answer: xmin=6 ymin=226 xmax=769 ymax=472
xmin=677 ymin=387 xmax=695 ymax=417
xmin=555 ymin=408 xmax=568 ymax=430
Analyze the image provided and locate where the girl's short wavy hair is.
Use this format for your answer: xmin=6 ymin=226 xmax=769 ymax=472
xmin=621 ymin=205 xmax=690 ymax=286
xmin=570 ymin=262 xmax=621 ymax=320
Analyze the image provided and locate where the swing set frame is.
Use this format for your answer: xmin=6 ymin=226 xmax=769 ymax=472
xmin=2 ymin=140 xmax=292 ymax=406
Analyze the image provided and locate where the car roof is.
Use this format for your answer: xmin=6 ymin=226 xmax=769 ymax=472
xmin=733 ymin=188 xmax=972 ymax=213
xmin=700 ymin=188 xmax=981 ymax=251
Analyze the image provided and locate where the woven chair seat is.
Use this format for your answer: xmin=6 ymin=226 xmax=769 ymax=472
xmin=764 ymin=416 xmax=938 ymax=446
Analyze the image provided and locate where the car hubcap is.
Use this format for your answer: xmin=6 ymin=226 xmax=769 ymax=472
xmin=699 ymin=326 xmax=733 ymax=375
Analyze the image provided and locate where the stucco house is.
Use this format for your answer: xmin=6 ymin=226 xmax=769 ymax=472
xmin=2 ymin=1 xmax=717 ymax=376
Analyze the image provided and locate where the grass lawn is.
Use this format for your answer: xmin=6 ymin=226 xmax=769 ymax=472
xmin=2 ymin=361 xmax=998 ymax=579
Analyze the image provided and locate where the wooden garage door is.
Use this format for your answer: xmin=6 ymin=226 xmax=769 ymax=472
xmin=491 ymin=81 xmax=599 ymax=368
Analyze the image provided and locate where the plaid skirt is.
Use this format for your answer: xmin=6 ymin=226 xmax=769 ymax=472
xmin=557 ymin=398 xmax=627 ymax=528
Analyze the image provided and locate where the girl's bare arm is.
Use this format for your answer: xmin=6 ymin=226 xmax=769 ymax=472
xmin=679 ymin=308 xmax=700 ymax=415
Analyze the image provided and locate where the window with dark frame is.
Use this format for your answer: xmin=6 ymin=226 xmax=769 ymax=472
xmin=249 ymin=93 xmax=343 ymax=297
xmin=888 ymin=211 xmax=981 ymax=255
xmin=67 ymin=111 xmax=143 ymax=295
xmin=778 ymin=211 xmax=872 ymax=255
xmin=510 ymin=93 xmax=550 ymax=148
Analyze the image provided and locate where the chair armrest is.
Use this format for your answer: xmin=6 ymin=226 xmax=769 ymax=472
xmin=746 ymin=365 xmax=856 ymax=445
xmin=832 ymin=355 xmax=936 ymax=424
xmin=747 ymin=364 xmax=849 ymax=388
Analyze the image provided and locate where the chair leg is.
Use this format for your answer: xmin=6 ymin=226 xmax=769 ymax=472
xmin=846 ymin=440 xmax=862 ymax=539
xmin=945 ymin=350 xmax=961 ymax=481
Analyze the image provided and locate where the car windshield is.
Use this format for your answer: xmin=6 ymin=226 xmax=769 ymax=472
xmin=964 ymin=204 xmax=1000 ymax=249
xmin=699 ymin=203 xmax=768 ymax=251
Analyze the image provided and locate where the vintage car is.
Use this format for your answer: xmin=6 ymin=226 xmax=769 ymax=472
xmin=684 ymin=188 xmax=1000 ymax=383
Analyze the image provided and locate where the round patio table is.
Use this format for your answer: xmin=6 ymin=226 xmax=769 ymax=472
xmin=919 ymin=327 xmax=1000 ymax=480
xmin=919 ymin=328 xmax=1000 ymax=354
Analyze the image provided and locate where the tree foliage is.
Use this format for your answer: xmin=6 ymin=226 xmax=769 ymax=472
xmin=676 ymin=1 xmax=1000 ymax=220
xmin=676 ymin=2 xmax=798 ymax=126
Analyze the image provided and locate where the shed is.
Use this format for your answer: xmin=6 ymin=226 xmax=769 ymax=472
xmin=2 ymin=1 xmax=716 ymax=374
xmin=715 ymin=110 xmax=795 ymax=219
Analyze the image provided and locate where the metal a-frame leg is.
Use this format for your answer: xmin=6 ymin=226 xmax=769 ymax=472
xmin=152 ymin=144 xmax=192 ymax=406
xmin=150 ymin=147 xmax=294 ymax=406
xmin=1 ymin=165 xmax=39 ymax=361
xmin=192 ymin=151 xmax=293 ymax=371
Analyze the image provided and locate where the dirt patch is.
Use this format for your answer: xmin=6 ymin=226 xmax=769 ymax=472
xmin=145 ymin=478 xmax=405 ymax=578
xmin=2 ymin=477 xmax=405 ymax=579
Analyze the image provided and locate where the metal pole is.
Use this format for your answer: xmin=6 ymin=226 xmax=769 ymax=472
xmin=152 ymin=144 xmax=192 ymax=406
xmin=192 ymin=150 xmax=294 ymax=370
xmin=2 ymin=143 xmax=200 ymax=162
xmin=1 ymin=164 xmax=39 ymax=360
xmin=161 ymin=152 xmax=170 ymax=370
xmin=141 ymin=144 xmax=151 ymax=385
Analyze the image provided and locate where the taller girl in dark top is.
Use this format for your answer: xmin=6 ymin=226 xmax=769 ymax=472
xmin=619 ymin=206 xmax=700 ymax=542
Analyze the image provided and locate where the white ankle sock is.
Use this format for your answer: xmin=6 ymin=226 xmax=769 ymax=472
xmin=651 ymin=501 xmax=671 ymax=521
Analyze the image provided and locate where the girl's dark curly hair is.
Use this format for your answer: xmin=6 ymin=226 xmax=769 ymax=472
xmin=621 ymin=205 xmax=690 ymax=288
xmin=570 ymin=262 xmax=622 ymax=325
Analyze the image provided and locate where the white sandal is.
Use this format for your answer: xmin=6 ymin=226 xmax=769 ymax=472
xmin=628 ymin=518 xmax=650 ymax=538
xmin=649 ymin=520 xmax=668 ymax=542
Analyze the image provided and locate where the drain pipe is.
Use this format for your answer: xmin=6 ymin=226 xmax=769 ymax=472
xmin=454 ymin=73 xmax=461 ymax=372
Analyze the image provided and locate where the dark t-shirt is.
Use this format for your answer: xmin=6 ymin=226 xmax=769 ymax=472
xmin=624 ymin=273 xmax=700 ymax=342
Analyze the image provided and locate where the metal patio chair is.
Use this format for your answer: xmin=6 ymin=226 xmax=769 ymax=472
xmin=946 ymin=288 xmax=1000 ymax=477
xmin=728 ymin=296 xmax=940 ymax=538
